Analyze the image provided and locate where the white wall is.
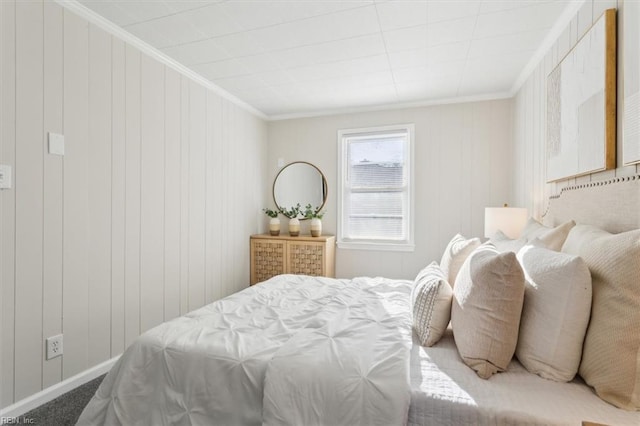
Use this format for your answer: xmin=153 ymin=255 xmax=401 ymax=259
xmin=267 ymin=100 xmax=513 ymax=280
xmin=513 ymin=0 xmax=640 ymax=216
xmin=0 ymin=0 xmax=267 ymax=409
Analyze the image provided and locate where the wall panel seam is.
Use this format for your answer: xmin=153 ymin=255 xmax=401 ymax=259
xmin=109 ymin=34 xmax=114 ymax=357
xmin=187 ymin=85 xmax=190 ymax=312
xmin=163 ymin=65 xmax=166 ymax=321
xmin=122 ymin=43 xmax=127 ymax=347
xmin=12 ymin=0 xmax=17 ymax=406
xmin=11 ymin=0 xmax=15 ymax=402
xmin=86 ymin=19 xmax=91 ymax=367
xmin=203 ymin=92 xmax=208 ymax=305
xmin=40 ymin=0 xmax=45 ymax=391
xmin=59 ymin=5 xmax=65 ymax=383
xmin=137 ymin=52 xmax=141 ymax=337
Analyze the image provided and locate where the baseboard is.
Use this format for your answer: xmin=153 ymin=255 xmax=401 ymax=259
xmin=0 ymin=355 xmax=120 ymax=419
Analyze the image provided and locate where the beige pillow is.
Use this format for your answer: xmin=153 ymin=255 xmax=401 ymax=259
xmin=411 ymin=262 xmax=452 ymax=347
xmin=451 ymin=244 xmax=525 ymax=379
xmin=440 ymin=234 xmax=481 ymax=285
xmin=490 ymin=230 xmax=527 ymax=253
xmin=562 ymin=225 xmax=640 ymax=410
xmin=515 ymin=243 xmax=592 ymax=382
xmin=521 ymin=218 xmax=576 ymax=251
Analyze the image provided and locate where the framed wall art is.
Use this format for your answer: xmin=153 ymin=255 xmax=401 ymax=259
xmin=546 ymin=9 xmax=616 ymax=182
xmin=623 ymin=1 xmax=640 ymax=165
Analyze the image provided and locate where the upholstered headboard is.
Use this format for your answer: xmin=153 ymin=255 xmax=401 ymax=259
xmin=543 ymin=175 xmax=640 ymax=233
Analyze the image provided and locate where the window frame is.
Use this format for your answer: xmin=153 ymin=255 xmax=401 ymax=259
xmin=337 ymin=123 xmax=415 ymax=252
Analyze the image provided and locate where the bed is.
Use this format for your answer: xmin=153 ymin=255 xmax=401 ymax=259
xmin=79 ymin=175 xmax=640 ymax=425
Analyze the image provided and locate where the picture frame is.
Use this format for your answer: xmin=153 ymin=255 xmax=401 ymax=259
xmin=546 ymin=9 xmax=616 ymax=183
xmin=623 ymin=1 xmax=640 ymax=165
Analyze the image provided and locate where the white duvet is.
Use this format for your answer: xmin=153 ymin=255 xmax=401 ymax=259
xmin=77 ymin=274 xmax=413 ymax=426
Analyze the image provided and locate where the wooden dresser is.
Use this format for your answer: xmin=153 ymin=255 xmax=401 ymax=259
xmin=250 ymin=234 xmax=335 ymax=285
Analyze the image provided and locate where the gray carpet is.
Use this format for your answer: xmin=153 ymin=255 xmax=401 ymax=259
xmin=19 ymin=374 xmax=105 ymax=426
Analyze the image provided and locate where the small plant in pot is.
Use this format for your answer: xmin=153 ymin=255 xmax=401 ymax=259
xmin=263 ymin=208 xmax=280 ymax=236
xmin=280 ymin=204 xmax=302 ymax=237
xmin=304 ymin=204 xmax=325 ymax=237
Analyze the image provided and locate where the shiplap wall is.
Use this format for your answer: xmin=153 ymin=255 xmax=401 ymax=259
xmin=513 ymin=0 xmax=639 ymax=216
xmin=267 ymin=99 xmax=513 ymax=280
xmin=0 ymin=0 xmax=267 ymax=409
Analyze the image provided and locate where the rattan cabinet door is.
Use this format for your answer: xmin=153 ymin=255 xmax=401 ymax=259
xmin=287 ymin=241 xmax=325 ymax=277
xmin=250 ymin=239 xmax=287 ymax=285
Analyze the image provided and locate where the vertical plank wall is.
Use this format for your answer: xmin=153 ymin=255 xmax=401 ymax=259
xmin=14 ymin=1 xmax=45 ymax=403
xmin=0 ymin=0 xmax=267 ymax=409
xmin=513 ymin=0 xmax=640 ymax=215
xmin=0 ymin=0 xmax=16 ymax=408
xmin=42 ymin=0 xmax=64 ymax=390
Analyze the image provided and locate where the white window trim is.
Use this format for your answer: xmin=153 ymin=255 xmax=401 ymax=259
xmin=337 ymin=123 xmax=415 ymax=252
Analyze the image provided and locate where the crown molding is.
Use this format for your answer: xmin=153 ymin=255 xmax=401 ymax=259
xmin=54 ymin=0 xmax=268 ymax=120
xmin=267 ymin=91 xmax=513 ymax=121
xmin=510 ymin=0 xmax=586 ymax=95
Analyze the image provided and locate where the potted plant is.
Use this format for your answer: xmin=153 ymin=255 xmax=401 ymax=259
xmin=304 ymin=204 xmax=325 ymax=237
xmin=280 ymin=204 xmax=301 ymax=236
xmin=263 ymin=208 xmax=280 ymax=236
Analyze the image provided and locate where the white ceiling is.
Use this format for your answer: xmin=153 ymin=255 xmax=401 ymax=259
xmin=78 ymin=0 xmax=572 ymax=118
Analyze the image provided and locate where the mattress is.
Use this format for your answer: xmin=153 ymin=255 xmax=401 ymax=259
xmin=408 ymin=328 xmax=640 ymax=426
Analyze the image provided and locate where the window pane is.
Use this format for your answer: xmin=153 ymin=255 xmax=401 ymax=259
xmin=348 ymin=137 xmax=404 ymax=164
xmin=349 ymin=162 xmax=404 ymax=188
xmin=348 ymin=192 xmax=403 ymax=216
xmin=346 ymin=217 xmax=404 ymax=240
xmin=348 ymin=138 xmax=404 ymax=188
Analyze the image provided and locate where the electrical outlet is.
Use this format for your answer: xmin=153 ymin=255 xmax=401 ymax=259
xmin=46 ymin=334 xmax=63 ymax=360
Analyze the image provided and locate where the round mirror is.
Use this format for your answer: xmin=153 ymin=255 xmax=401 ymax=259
xmin=273 ymin=161 xmax=327 ymax=219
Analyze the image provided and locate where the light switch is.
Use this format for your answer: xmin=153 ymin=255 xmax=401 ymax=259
xmin=48 ymin=132 xmax=65 ymax=156
xmin=0 ymin=164 xmax=12 ymax=189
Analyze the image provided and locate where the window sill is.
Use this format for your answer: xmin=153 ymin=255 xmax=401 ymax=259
xmin=337 ymin=241 xmax=415 ymax=252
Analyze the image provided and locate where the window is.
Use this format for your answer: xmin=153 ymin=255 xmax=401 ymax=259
xmin=337 ymin=124 xmax=414 ymax=251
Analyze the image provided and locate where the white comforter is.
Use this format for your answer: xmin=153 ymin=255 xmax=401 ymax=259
xmin=77 ymin=275 xmax=413 ymax=426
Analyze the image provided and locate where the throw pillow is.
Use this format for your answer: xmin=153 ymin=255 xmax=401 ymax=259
xmin=489 ymin=229 xmax=527 ymax=253
xmin=440 ymin=234 xmax=481 ymax=286
xmin=521 ymin=218 xmax=576 ymax=251
xmin=451 ymin=243 xmax=525 ymax=379
xmin=562 ymin=225 xmax=640 ymax=410
xmin=515 ymin=243 xmax=592 ymax=382
xmin=411 ymin=262 xmax=453 ymax=347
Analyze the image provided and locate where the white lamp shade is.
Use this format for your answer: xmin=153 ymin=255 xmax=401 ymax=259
xmin=484 ymin=207 xmax=528 ymax=239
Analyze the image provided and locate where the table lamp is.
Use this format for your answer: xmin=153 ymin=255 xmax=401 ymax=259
xmin=484 ymin=204 xmax=528 ymax=239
